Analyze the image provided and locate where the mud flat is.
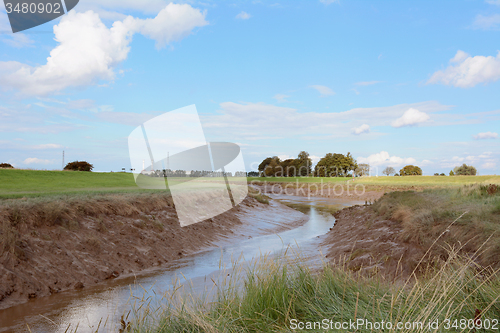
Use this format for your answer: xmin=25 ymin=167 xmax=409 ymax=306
xmin=320 ymin=204 xmax=424 ymax=280
xmin=255 ymin=181 xmax=385 ymax=203
xmin=0 ymin=193 xmax=305 ymax=310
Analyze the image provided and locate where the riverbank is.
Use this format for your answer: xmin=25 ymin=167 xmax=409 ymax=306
xmin=0 ymin=190 xmax=305 ymax=310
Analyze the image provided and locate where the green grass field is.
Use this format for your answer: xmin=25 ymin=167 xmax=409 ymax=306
xmin=2 ymin=169 xmax=499 ymax=199
xmin=249 ymin=175 xmax=500 ymax=187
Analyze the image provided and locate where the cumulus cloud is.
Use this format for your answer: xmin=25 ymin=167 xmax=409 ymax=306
xmin=23 ymin=158 xmax=53 ymax=165
xmin=352 ymin=124 xmax=370 ymax=135
xmin=357 ymin=151 xmax=416 ymax=167
xmin=472 ymin=14 xmax=500 ymax=30
xmin=428 ymin=50 xmax=500 ymax=88
xmin=474 ymin=132 xmax=498 ymax=140
xmin=0 ymin=4 xmax=208 ymax=96
xmin=310 ymin=85 xmax=335 ymax=96
xmin=236 ymin=11 xmax=251 ymax=19
xmin=391 ymin=108 xmax=430 ymax=128
xmin=125 ymin=4 xmax=208 ymax=49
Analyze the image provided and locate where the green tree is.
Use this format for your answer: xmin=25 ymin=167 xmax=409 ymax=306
xmin=264 ymin=157 xmax=281 ymax=177
xmin=64 ymin=161 xmax=94 ymax=172
xmin=399 ymin=165 xmax=422 ymax=176
xmin=449 ymin=170 xmax=454 ymax=176
xmin=314 ymin=152 xmax=357 ymax=177
xmin=454 ymin=164 xmax=477 ymax=176
xmin=279 ymin=159 xmax=297 ymax=177
xmin=355 ymin=163 xmax=370 ymax=177
xmin=296 ymin=151 xmax=312 ymax=177
xmin=259 ymin=156 xmax=280 ymax=176
xmin=382 ymin=166 xmax=396 ymax=176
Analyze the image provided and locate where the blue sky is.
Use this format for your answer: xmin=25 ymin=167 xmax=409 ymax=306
xmin=0 ymin=0 xmax=499 ymax=175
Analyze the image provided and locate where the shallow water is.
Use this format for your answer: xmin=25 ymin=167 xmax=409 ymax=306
xmin=0 ymin=195 xmax=353 ymax=332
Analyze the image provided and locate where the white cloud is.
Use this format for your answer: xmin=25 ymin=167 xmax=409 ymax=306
xmin=428 ymin=50 xmax=500 ymax=88
xmin=319 ymin=0 xmax=339 ymax=4
xmin=32 ymin=144 xmax=63 ymax=150
xmin=125 ymin=4 xmax=208 ymax=49
xmin=1 ymin=33 xmax=35 ymax=48
xmin=357 ymin=151 xmax=416 ymax=167
xmin=0 ymin=4 xmax=208 ymax=96
xmin=474 ymin=132 xmax=498 ymax=140
xmin=486 ymin=0 xmax=500 ymax=5
xmin=202 ymin=100 xmax=450 ymax=142
xmin=310 ymin=85 xmax=335 ymax=96
xmin=236 ymin=11 xmax=251 ymax=20
xmin=355 ymin=81 xmax=381 ymax=86
xmin=391 ymin=108 xmax=430 ymax=128
xmin=23 ymin=158 xmax=53 ymax=165
xmin=273 ymin=94 xmax=290 ymax=102
xmin=482 ymin=162 xmax=497 ymax=169
xmin=472 ymin=14 xmax=500 ymax=30
xmin=352 ymin=124 xmax=370 ymax=135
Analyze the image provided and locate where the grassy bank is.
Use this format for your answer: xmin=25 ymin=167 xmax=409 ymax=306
xmin=129 ymin=251 xmax=500 ymax=333
xmin=372 ymin=184 xmax=500 ymax=268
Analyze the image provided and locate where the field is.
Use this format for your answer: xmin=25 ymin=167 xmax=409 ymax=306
xmin=0 ymin=169 xmax=248 ymax=199
xmin=249 ymin=175 xmax=500 ymax=187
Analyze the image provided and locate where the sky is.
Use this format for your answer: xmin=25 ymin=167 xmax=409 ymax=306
xmin=0 ymin=0 xmax=499 ymax=175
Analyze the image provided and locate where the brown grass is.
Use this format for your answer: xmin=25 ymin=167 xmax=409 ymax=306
xmin=0 ymin=192 xmax=175 ymax=256
xmin=372 ymin=185 xmax=500 ymax=268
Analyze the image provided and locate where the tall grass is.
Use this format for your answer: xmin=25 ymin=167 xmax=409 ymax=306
xmin=128 ymin=248 xmax=500 ymax=333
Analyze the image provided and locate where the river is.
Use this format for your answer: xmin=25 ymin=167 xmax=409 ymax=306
xmin=0 ymin=194 xmax=357 ymax=332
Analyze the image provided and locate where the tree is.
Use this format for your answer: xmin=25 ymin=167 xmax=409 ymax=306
xmin=382 ymin=166 xmax=396 ymax=176
xmin=279 ymin=159 xmax=297 ymax=177
xmin=296 ymin=151 xmax=312 ymax=177
xmin=258 ymin=157 xmax=273 ymax=174
xmin=64 ymin=161 xmax=93 ymax=172
xmin=265 ymin=158 xmax=281 ymax=177
xmin=454 ymin=164 xmax=477 ymax=176
xmin=449 ymin=170 xmax=454 ymax=176
xmin=259 ymin=156 xmax=280 ymax=176
xmin=355 ymin=163 xmax=370 ymax=177
xmin=434 ymin=173 xmax=440 ymax=176
xmin=440 ymin=173 xmax=445 ymax=176
xmin=0 ymin=163 xmax=14 ymax=169
xmin=314 ymin=152 xmax=357 ymax=177
xmin=399 ymin=165 xmax=422 ymax=176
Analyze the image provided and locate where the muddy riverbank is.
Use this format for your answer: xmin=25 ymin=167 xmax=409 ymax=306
xmin=0 ymin=194 xmax=305 ymax=310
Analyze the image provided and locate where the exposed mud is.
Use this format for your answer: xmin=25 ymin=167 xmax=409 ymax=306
xmin=0 ymin=194 xmax=303 ymax=310
xmin=321 ymin=204 xmax=424 ymax=280
xmin=256 ymin=181 xmax=385 ymax=203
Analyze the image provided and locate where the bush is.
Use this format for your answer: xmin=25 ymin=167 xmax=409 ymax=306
xmin=399 ymin=165 xmax=422 ymax=176
xmin=454 ymin=163 xmax=477 ymax=176
xmin=0 ymin=163 xmax=14 ymax=169
xmin=440 ymin=173 xmax=445 ymax=176
xmin=64 ymin=161 xmax=94 ymax=172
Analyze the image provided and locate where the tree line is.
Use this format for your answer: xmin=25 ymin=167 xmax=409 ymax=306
xmin=258 ymin=151 xmax=365 ymax=177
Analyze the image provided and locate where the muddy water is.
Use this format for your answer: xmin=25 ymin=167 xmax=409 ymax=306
xmin=0 ymin=195 xmax=354 ymax=332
